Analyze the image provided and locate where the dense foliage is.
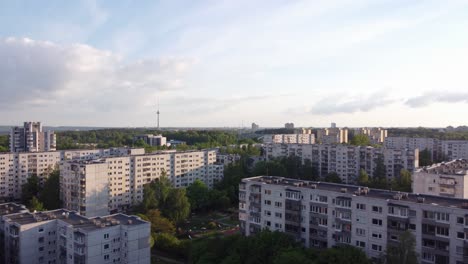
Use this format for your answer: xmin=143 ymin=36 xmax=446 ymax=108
xmin=388 ymin=127 xmax=468 ymax=140
xmin=56 ymin=129 xmax=247 ymax=150
xmin=0 ymin=135 xmax=8 ymax=152
xmin=20 ymin=170 xmax=61 ymax=211
xmin=191 ymin=230 xmax=371 ymax=264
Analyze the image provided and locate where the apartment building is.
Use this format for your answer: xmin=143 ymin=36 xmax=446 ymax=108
xmin=0 ymin=148 xmax=145 ymax=201
xmin=216 ymin=153 xmax=241 ymax=166
xmin=354 ymin=128 xmax=388 ymax=144
xmin=2 ymin=209 xmax=150 ymax=264
xmin=441 ymin=141 xmax=468 ymax=161
xmin=413 ymin=160 xmax=468 ymax=199
xmin=0 ymin=203 xmax=29 ymax=263
xmin=263 ymin=134 xmax=315 ymax=144
xmin=60 ymin=150 xmax=223 ymax=217
xmin=240 ymin=176 xmax=468 ymax=264
xmin=316 ymin=128 xmax=348 ymax=144
xmin=10 ymin=122 xmax=56 ymax=152
xmin=264 ymin=143 xmax=418 ymax=184
xmin=285 ymin=123 xmax=294 ymax=129
xmin=133 ymin=134 xmax=167 ymax=147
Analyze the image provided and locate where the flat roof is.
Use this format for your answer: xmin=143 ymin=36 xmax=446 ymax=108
xmin=0 ymin=203 xmax=28 ymax=216
xmin=416 ymin=159 xmax=468 ymax=175
xmin=242 ymin=176 xmax=468 ymax=210
xmin=4 ymin=209 xmax=147 ymax=231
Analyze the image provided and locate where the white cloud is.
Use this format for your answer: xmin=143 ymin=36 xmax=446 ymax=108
xmin=0 ymin=37 xmax=194 ymax=112
xmin=405 ymin=92 xmax=468 ymax=108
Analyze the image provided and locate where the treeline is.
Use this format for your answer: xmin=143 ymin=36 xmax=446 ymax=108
xmin=0 ymin=135 xmax=8 ymax=152
xmin=56 ymin=129 xmax=254 ymax=150
xmin=388 ymin=127 xmax=468 ymax=140
xmin=192 ymin=230 xmax=371 ymax=264
xmin=20 ymin=170 xmax=61 ymax=211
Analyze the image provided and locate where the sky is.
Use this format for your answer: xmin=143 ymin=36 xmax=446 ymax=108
xmin=1 ymin=0 xmax=468 ymax=128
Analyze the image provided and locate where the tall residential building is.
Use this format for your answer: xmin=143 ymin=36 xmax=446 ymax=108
xmin=264 ymin=143 xmax=418 ymax=183
xmin=0 ymin=148 xmax=145 ymax=201
xmin=385 ymin=137 xmax=440 ymax=160
xmin=413 ymin=159 xmax=468 ymax=199
xmin=441 ymin=141 xmax=468 ymax=161
xmin=2 ymin=208 xmax=150 ymax=264
xmin=355 ymin=128 xmax=388 ymax=144
xmin=263 ymin=134 xmax=315 ymax=144
xmin=285 ymin=123 xmax=294 ymax=129
xmin=240 ymin=176 xmax=468 ymax=264
xmin=251 ymin=123 xmax=259 ymax=130
xmin=134 ymin=134 xmax=167 ymax=147
xmin=9 ymin=122 xmax=56 ymax=152
xmin=60 ymin=149 xmax=223 ymax=217
xmin=316 ymin=128 xmax=348 ymax=144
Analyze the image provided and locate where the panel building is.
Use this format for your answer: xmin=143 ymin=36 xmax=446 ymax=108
xmin=413 ymin=159 xmax=468 ymax=199
xmin=133 ymin=134 xmax=167 ymax=147
xmin=2 ymin=208 xmax=150 ymax=264
xmin=9 ymin=122 xmax=56 ymax=152
xmin=60 ymin=150 xmax=224 ymax=217
xmin=316 ymin=128 xmax=348 ymax=144
xmin=240 ymin=176 xmax=468 ymax=264
xmin=354 ymin=128 xmax=388 ymax=144
xmin=264 ymin=143 xmax=418 ymax=184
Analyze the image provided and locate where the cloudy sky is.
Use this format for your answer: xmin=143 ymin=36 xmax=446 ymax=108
xmin=1 ymin=0 xmax=468 ymax=127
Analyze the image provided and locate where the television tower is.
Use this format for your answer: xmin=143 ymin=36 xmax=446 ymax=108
xmin=156 ymin=98 xmax=160 ymax=129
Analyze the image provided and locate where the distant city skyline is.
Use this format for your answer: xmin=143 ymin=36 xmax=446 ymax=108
xmin=1 ymin=1 xmax=468 ymax=127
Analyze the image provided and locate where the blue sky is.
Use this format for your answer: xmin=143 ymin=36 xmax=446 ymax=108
xmin=1 ymin=0 xmax=468 ymax=127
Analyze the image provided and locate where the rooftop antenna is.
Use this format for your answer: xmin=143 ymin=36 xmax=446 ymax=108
xmin=157 ymin=97 xmax=160 ymax=130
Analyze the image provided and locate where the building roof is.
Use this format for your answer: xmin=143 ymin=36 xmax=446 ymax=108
xmin=0 ymin=203 xmax=28 ymax=216
xmin=416 ymin=159 xmax=468 ymax=175
xmin=242 ymin=176 xmax=468 ymax=210
xmin=3 ymin=209 xmax=148 ymax=231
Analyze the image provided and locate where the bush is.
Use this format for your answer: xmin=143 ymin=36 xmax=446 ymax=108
xmin=207 ymin=222 xmax=217 ymax=229
xmin=154 ymin=233 xmax=190 ymax=258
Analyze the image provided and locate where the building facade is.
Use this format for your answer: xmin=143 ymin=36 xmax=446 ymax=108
xmin=10 ymin=122 xmax=56 ymax=152
xmin=264 ymin=143 xmax=418 ymax=184
xmin=354 ymin=128 xmax=388 ymax=144
xmin=263 ymin=134 xmax=315 ymax=144
xmin=413 ymin=159 xmax=468 ymax=199
xmin=2 ymin=208 xmax=150 ymax=264
xmin=240 ymin=176 xmax=468 ymax=264
xmin=0 ymin=148 xmax=145 ymax=201
xmin=316 ymin=128 xmax=348 ymax=144
xmin=133 ymin=134 xmax=167 ymax=147
xmin=60 ymin=150 xmax=224 ymax=217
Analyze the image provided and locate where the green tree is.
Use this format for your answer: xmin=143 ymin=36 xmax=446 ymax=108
xmin=419 ymin=149 xmax=432 ymax=166
xmin=371 ymin=156 xmax=388 ymax=189
xmin=39 ymin=170 xmax=61 ymax=210
xmin=350 ymin=134 xmax=371 ymax=146
xmin=163 ymin=188 xmax=190 ymax=224
xmin=317 ymin=245 xmax=371 ymax=264
xmin=186 ymin=179 xmax=210 ymax=211
xmin=302 ymin=159 xmax=319 ymax=181
xmin=391 ymin=169 xmax=412 ymax=192
xmin=357 ymin=169 xmax=369 ymax=186
xmin=29 ymin=196 xmax=45 ymax=211
xmin=324 ymin=172 xmax=342 ymax=183
xmin=145 ymin=209 xmax=175 ymax=234
xmin=386 ymin=231 xmax=418 ymax=264
xmin=273 ymin=249 xmax=314 ymax=264
xmin=142 ymin=183 xmax=158 ymax=212
xmin=21 ymin=174 xmax=40 ymax=204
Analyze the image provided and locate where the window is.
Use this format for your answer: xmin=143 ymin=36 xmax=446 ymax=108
xmin=38 ymin=237 xmax=44 ymax=243
xmin=422 ymin=252 xmax=435 ymax=262
xmin=274 ymin=223 xmax=282 ymax=229
xmin=435 ymin=212 xmax=450 ymax=222
xmin=275 ymin=212 xmax=282 ymax=218
xmin=371 ymin=232 xmax=382 ymax=239
xmin=38 ymin=227 xmax=44 ymax=233
xmin=264 ymin=200 xmax=271 ymax=205
xmin=372 ymin=206 xmax=382 ymax=213
xmin=264 ymin=210 xmax=271 ymax=216
xmin=371 ymin=244 xmax=382 ymax=252
xmin=104 ymin=254 xmax=110 ymax=260
xmin=356 ymin=203 xmax=366 ymax=210
xmin=264 ymin=189 xmax=272 ymax=195
xmin=265 ymin=221 xmax=271 ymax=226
xmin=39 ymin=247 xmax=44 ymax=252
xmin=457 ymin=232 xmax=464 ymax=239
xmin=104 ymin=244 xmax=110 ymax=249
xmin=457 ymin=217 xmax=464 ymax=225
xmin=390 ymin=235 xmax=398 ymax=241
xmin=104 ymin=233 xmax=109 ymax=239
xmin=355 ymin=241 xmax=366 ymax=248
xmin=274 ymin=201 xmax=282 ymax=207
xmin=356 ymin=228 xmax=366 ymax=236
xmin=436 ymin=226 xmax=449 ymax=237
xmin=372 ymin=218 xmax=383 ymax=226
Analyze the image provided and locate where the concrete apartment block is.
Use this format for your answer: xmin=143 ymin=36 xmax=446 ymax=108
xmin=240 ymin=176 xmax=468 ymax=264
xmin=133 ymin=134 xmax=167 ymax=147
xmin=354 ymin=128 xmax=388 ymax=144
xmin=413 ymin=159 xmax=468 ymax=198
xmin=10 ymin=122 xmax=57 ymax=153
xmin=2 ymin=209 xmax=150 ymax=264
xmin=316 ymin=128 xmax=348 ymax=144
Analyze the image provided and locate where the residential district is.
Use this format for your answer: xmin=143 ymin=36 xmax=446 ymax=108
xmin=1 ymin=121 xmax=468 ymax=263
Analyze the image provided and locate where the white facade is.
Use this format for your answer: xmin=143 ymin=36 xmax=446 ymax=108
xmin=9 ymin=122 xmax=57 ymax=152
xmin=263 ymin=134 xmax=315 ymax=144
xmin=2 ymin=209 xmax=150 ymax=264
xmin=0 ymin=148 xmax=145 ymax=201
xmin=316 ymin=128 xmax=348 ymax=144
xmin=240 ymin=176 xmax=468 ymax=264
xmin=264 ymin=143 xmax=418 ymax=184
xmin=60 ymin=149 xmax=224 ymax=216
xmin=441 ymin=141 xmax=468 ymax=161
xmin=413 ymin=160 xmax=468 ymax=198
xmin=354 ymin=128 xmax=388 ymax=144
xmin=134 ymin=134 xmax=167 ymax=147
